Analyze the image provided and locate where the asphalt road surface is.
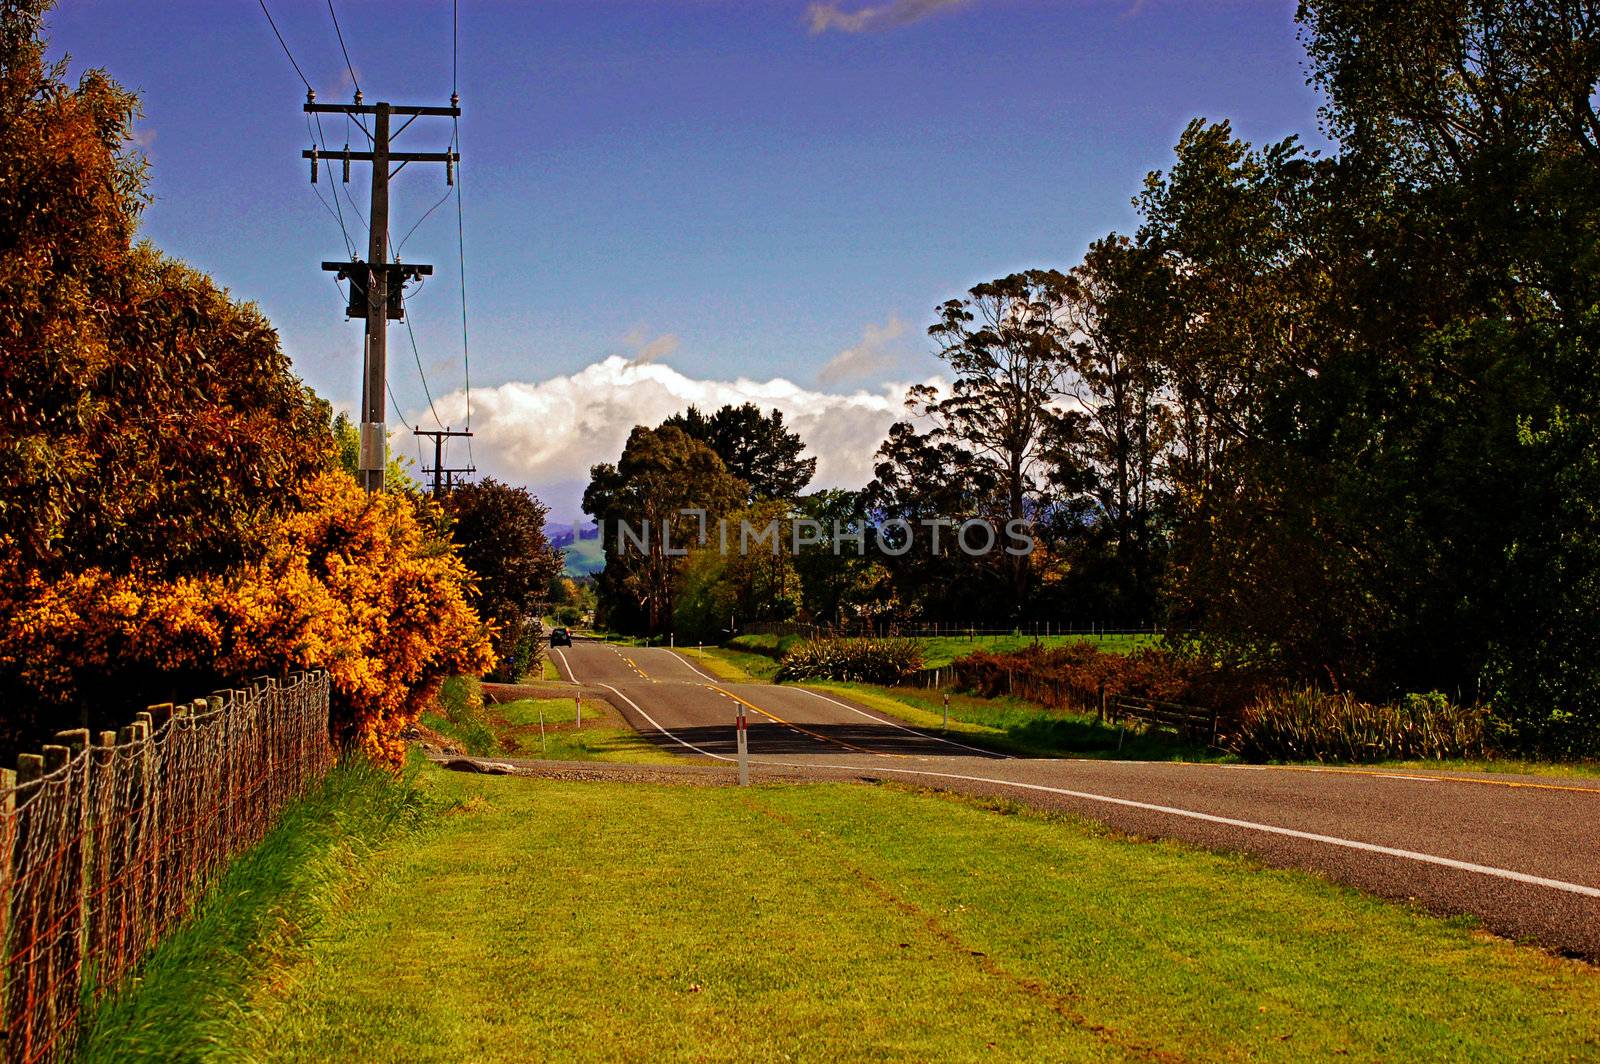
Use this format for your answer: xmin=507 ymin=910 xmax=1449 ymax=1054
xmin=548 ymin=639 xmax=1600 ymax=960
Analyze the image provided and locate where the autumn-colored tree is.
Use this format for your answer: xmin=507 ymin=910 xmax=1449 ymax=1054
xmin=1 ymin=6 xmax=329 ymax=582
xmin=0 ymin=5 xmax=492 ymax=760
xmin=0 ymin=473 xmax=494 ymax=763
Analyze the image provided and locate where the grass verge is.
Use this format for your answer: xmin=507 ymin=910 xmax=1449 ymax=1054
xmin=219 ymin=765 xmax=1600 ymax=1061
xmin=485 ymin=696 xmax=678 ymax=764
xmin=687 ymin=644 xmax=779 ymax=682
xmin=677 ymin=646 xmax=768 ymax=682
xmin=78 ymin=759 xmax=436 ymax=1062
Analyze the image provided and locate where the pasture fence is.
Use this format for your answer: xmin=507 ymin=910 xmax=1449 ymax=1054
xmin=0 ymin=671 xmax=332 ymax=1064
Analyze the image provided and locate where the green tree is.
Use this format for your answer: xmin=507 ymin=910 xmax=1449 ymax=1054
xmin=583 ymin=425 xmax=746 ymax=635
xmin=661 ymin=402 xmax=816 ymax=503
xmin=444 ymin=478 xmax=564 ymax=682
xmin=898 ymin=270 xmax=1076 ymax=610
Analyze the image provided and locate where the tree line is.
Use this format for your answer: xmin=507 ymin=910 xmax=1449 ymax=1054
xmin=586 ymin=1 xmax=1600 ymax=755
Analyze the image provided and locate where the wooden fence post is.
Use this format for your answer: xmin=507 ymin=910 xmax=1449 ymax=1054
xmin=7 ymin=753 xmax=44 ymax=1058
xmin=0 ymin=765 xmax=14 ymax=1044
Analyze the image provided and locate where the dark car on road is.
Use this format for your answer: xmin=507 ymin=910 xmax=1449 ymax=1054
xmin=549 ymin=627 xmax=572 ymax=647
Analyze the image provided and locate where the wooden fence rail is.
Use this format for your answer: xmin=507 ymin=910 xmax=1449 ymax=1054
xmin=0 ymin=672 xmax=332 ymax=1064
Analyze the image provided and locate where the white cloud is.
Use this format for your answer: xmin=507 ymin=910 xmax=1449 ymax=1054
xmin=421 ymin=356 xmax=937 ymax=519
xmin=818 ymin=316 xmax=907 ymax=384
xmin=806 ymin=0 xmax=968 ymax=34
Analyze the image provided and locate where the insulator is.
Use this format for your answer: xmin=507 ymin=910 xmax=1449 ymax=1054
xmin=354 ymin=90 xmax=363 ymax=106
xmin=343 ymin=146 xmax=351 ymax=183
xmin=307 ymin=88 xmax=316 ymax=105
xmin=446 ymin=156 xmax=454 ymax=187
xmin=310 ymin=146 xmax=318 ymax=184
xmin=451 ymin=92 xmax=459 ymax=110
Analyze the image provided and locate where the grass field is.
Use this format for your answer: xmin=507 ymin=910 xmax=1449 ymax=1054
xmin=485 ymin=696 xmax=679 ymax=763
xmin=725 ymin=631 xmax=1156 ymax=670
xmin=153 ymin=763 xmax=1600 ymax=1061
xmin=911 ymin=631 xmax=1157 ymax=667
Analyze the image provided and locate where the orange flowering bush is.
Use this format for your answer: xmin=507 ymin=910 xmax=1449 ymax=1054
xmin=0 ymin=473 xmax=494 ymax=765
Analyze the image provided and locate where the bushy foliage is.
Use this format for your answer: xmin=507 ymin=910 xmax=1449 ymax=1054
xmin=0 ymin=473 xmax=494 ymax=764
xmin=0 ymin=17 xmax=328 ymax=581
xmin=774 ymin=637 xmax=924 ymax=685
xmin=1229 ymin=688 xmax=1492 ymax=764
xmin=957 ymin=642 xmax=1178 ymax=700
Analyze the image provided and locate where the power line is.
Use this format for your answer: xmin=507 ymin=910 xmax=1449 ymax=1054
xmin=326 ymin=0 xmax=362 ymax=97
xmin=453 ymin=116 xmax=472 ymax=435
xmin=402 ymin=301 xmax=444 ymax=428
xmin=305 ymin=115 xmax=358 ymax=257
xmin=451 ymin=0 xmax=472 ymax=455
xmin=395 ymin=184 xmax=453 ymax=255
xmin=257 ymin=0 xmax=311 ymax=91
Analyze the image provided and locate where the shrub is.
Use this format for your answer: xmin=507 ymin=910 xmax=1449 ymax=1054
xmin=955 ymin=641 xmax=1188 ymax=701
xmin=0 ymin=472 xmax=495 ymax=765
xmin=1229 ymin=688 xmax=1492 ymax=763
xmin=425 ymin=676 xmax=497 ymax=756
xmin=775 ymin=637 xmax=924 ymax=685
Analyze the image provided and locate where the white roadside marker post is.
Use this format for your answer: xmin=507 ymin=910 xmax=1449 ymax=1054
xmin=737 ymin=703 xmax=750 ymax=786
xmin=575 ymin=694 xmax=581 ymax=727
xmin=943 ymin=692 xmax=950 ymax=733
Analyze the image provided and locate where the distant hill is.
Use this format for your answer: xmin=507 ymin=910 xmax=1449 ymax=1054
xmin=549 ymin=520 xmax=604 ymax=577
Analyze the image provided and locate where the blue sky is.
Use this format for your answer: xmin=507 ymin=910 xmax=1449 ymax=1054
xmin=46 ymin=0 xmax=1323 ymax=519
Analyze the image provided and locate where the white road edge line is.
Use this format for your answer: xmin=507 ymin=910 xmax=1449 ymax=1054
xmin=595 ymin=683 xmax=734 ymax=762
xmin=793 ymin=687 xmax=1009 ymax=759
xmin=586 ymin=647 xmax=1600 ymax=900
xmin=752 ymin=760 xmax=1600 ymax=899
xmin=658 ymin=647 xmax=721 ymax=682
xmin=552 ymin=646 xmax=573 ymax=683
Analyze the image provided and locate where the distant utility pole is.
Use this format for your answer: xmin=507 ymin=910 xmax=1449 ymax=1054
xmin=414 ymin=426 xmax=475 ymax=497
xmin=304 ymin=89 xmax=460 ymax=492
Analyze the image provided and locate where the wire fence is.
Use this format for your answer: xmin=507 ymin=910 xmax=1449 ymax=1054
xmin=0 ymin=672 xmax=332 ymax=1064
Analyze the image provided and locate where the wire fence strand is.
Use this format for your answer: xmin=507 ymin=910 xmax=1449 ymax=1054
xmin=0 ymin=673 xmax=332 ymax=1064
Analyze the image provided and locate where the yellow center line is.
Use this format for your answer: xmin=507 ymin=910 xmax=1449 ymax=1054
xmin=1253 ymin=762 xmax=1600 ymax=796
xmin=705 ymin=684 xmax=889 ymax=758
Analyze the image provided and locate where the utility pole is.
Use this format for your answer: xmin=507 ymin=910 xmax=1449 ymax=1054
xmin=413 ymin=426 xmax=475 ymax=497
xmin=305 ymin=89 xmax=460 ymax=492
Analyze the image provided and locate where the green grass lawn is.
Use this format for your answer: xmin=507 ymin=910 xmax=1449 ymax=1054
xmin=189 ymin=764 xmax=1598 ymax=1061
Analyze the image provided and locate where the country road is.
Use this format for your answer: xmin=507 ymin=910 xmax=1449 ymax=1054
xmin=542 ymin=639 xmax=1600 ymax=960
